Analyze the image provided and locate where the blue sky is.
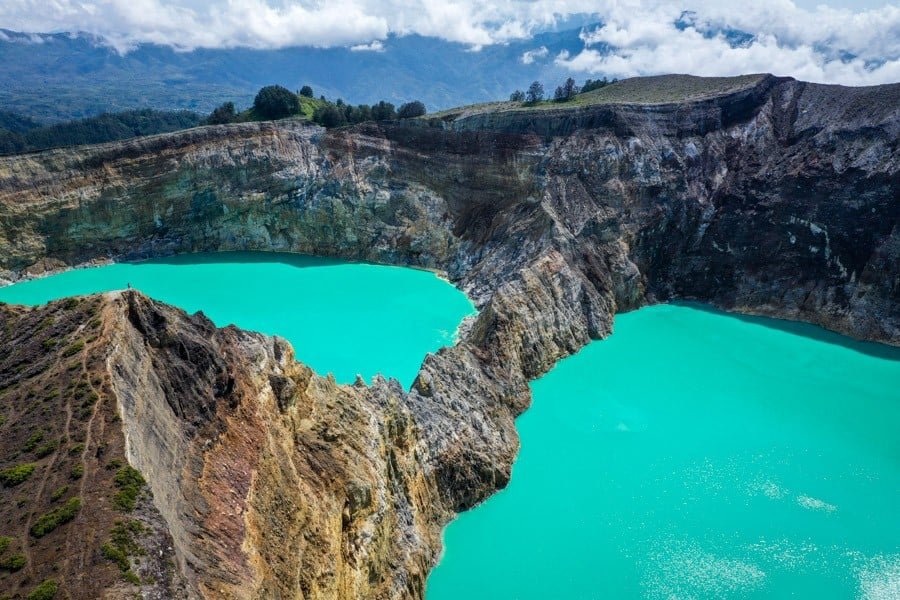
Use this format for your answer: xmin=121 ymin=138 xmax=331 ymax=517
xmin=1 ymin=1 xmax=897 ymax=85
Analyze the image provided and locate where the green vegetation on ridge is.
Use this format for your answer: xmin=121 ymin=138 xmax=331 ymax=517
xmin=0 ymin=534 xmax=23 ymax=572
xmin=205 ymin=83 xmax=428 ymax=129
xmin=254 ymin=85 xmax=301 ymax=120
xmin=26 ymin=579 xmax=58 ymax=600
xmin=0 ymin=553 xmax=26 ymax=572
xmin=0 ymin=463 xmax=36 ymax=487
xmin=30 ymin=497 xmax=81 ymax=537
xmin=101 ymin=520 xmax=145 ymax=584
xmin=0 ymin=109 xmax=203 ymax=155
xmin=431 ymin=73 xmax=768 ymax=120
xmin=112 ymin=466 xmax=145 ymax=512
xmin=0 ymin=74 xmax=770 ymax=156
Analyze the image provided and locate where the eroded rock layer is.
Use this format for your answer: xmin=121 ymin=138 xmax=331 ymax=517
xmin=0 ymin=74 xmax=897 ymax=599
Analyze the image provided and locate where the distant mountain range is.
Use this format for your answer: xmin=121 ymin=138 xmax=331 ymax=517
xmin=0 ymin=27 xmax=595 ymax=123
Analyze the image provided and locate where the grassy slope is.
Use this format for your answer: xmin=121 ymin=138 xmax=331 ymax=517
xmin=235 ymin=95 xmax=324 ymax=123
xmin=427 ymin=74 xmax=769 ymax=120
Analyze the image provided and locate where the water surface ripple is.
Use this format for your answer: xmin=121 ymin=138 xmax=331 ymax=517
xmin=428 ymin=304 xmax=900 ymax=599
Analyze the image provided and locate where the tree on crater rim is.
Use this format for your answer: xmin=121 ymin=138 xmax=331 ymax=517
xmin=253 ymin=85 xmax=300 ymax=120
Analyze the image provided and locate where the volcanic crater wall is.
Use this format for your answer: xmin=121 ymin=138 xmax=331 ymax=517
xmin=0 ymin=75 xmax=897 ymax=599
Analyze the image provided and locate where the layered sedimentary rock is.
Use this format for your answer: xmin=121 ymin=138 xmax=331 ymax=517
xmin=0 ymin=74 xmax=897 ymax=598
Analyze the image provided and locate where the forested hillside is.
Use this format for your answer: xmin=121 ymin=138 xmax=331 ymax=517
xmin=0 ymin=110 xmax=202 ymax=155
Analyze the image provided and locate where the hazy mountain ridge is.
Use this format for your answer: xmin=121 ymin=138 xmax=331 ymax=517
xmin=0 ymin=27 xmax=581 ymax=122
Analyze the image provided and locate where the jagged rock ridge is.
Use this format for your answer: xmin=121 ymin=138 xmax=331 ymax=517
xmin=0 ymin=74 xmax=897 ymax=598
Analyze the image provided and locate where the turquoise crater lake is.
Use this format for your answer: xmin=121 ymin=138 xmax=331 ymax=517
xmin=3 ymin=257 xmax=898 ymax=598
xmin=0 ymin=252 xmax=475 ymax=388
xmin=428 ymin=304 xmax=900 ymax=600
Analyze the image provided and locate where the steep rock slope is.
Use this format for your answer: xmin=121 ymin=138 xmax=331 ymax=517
xmin=0 ymin=75 xmax=897 ymax=598
xmin=0 ymin=296 xmax=185 ymax=599
xmin=1 ymin=292 xmax=449 ymax=598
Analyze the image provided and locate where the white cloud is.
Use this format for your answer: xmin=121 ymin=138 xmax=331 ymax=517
xmin=350 ymin=40 xmax=385 ymax=52
xmin=0 ymin=0 xmax=602 ymax=50
xmin=556 ymin=2 xmax=900 ymax=86
xmin=0 ymin=1 xmax=897 ymax=85
xmin=521 ymin=46 xmax=549 ymax=64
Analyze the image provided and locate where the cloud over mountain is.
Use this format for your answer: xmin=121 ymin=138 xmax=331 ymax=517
xmin=555 ymin=2 xmax=900 ymax=86
xmin=1 ymin=0 xmax=897 ymax=85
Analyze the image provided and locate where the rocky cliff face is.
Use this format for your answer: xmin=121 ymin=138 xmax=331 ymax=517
xmin=111 ymin=291 xmax=448 ymax=599
xmin=0 ymin=75 xmax=897 ymax=599
xmin=0 ymin=292 xmax=447 ymax=599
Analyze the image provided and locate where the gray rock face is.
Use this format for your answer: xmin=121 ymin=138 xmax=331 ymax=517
xmin=0 ymin=75 xmax=897 ymax=598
